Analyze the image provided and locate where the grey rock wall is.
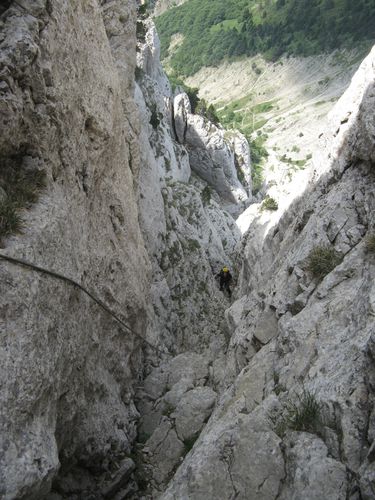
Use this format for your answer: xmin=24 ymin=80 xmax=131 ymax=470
xmin=132 ymin=18 xmax=247 ymax=496
xmin=173 ymin=91 xmax=251 ymax=206
xmin=134 ymin=18 xmax=245 ymax=360
xmin=160 ymin=46 xmax=375 ymax=500
xmin=3 ymin=2 xmax=373 ymax=499
xmin=0 ymin=1 xmax=151 ymax=498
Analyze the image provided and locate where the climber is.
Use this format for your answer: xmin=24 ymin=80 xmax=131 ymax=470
xmin=216 ymin=266 xmax=233 ymax=297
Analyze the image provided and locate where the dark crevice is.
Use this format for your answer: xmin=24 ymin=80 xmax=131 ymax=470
xmin=0 ymin=0 xmax=12 ymax=16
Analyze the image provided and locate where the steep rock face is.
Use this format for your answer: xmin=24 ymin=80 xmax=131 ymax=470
xmin=135 ymin=18 xmax=247 ymax=358
xmin=187 ymin=49 xmax=368 ymax=197
xmin=137 ymin=22 xmax=251 ymax=207
xmin=161 ymin=47 xmax=375 ymax=500
xmin=6 ymin=3 xmax=373 ymax=500
xmin=133 ymin=18 xmax=249 ymax=495
xmin=0 ymin=1 xmax=150 ymax=499
xmin=173 ymin=91 xmax=251 ymax=206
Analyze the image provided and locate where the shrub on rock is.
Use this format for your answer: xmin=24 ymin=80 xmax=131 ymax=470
xmin=306 ymin=245 xmax=342 ymax=280
xmin=261 ymin=195 xmax=278 ymax=211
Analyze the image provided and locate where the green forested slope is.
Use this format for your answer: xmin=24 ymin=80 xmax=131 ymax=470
xmin=155 ymin=0 xmax=375 ymax=76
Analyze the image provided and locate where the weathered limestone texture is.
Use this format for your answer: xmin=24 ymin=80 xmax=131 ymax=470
xmin=4 ymin=2 xmax=374 ymax=499
xmin=160 ymin=47 xmax=375 ymax=500
xmin=173 ymin=91 xmax=251 ymax=205
xmin=132 ymin=18 xmax=249 ymax=496
xmin=0 ymin=1 xmax=150 ymax=498
xmin=134 ymin=17 xmax=245 ymax=361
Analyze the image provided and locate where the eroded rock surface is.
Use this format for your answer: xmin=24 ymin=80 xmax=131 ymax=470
xmin=173 ymin=91 xmax=251 ymax=206
xmin=2 ymin=1 xmax=375 ymax=499
xmin=159 ymin=46 xmax=375 ymax=500
xmin=0 ymin=1 xmax=150 ymax=498
xmin=132 ymin=18 xmax=248 ymax=495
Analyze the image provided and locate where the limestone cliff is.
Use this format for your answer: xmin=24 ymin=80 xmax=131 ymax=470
xmin=173 ymin=92 xmax=251 ymax=207
xmin=132 ymin=18 xmax=248 ymax=494
xmin=1 ymin=1 xmax=375 ymax=500
xmin=0 ymin=2 xmax=249 ymax=498
xmin=161 ymin=47 xmax=375 ymax=500
xmin=0 ymin=1 xmax=150 ymax=498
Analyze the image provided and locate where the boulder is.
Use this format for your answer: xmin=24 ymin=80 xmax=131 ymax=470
xmin=174 ymin=387 xmax=217 ymax=442
xmin=279 ymin=433 xmax=347 ymax=500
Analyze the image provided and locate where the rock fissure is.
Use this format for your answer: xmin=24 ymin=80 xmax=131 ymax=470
xmin=220 ymin=437 xmax=240 ymax=500
xmin=274 ymin=442 xmax=288 ymax=500
xmin=1 ymin=2 xmax=375 ymax=499
xmin=157 ymin=42 xmax=375 ymax=500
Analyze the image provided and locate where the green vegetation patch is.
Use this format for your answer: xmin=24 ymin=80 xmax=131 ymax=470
xmin=201 ymin=185 xmax=212 ymax=205
xmin=365 ymin=234 xmax=375 ymax=253
xmin=195 ymin=99 xmax=220 ymax=125
xmin=136 ymin=3 xmax=148 ymax=44
xmin=156 ymin=0 xmax=375 ymax=77
xmin=280 ymin=153 xmax=309 ymax=170
xmin=306 ymin=244 xmax=342 ymax=280
xmin=273 ymin=390 xmax=323 ymax=437
xmin=260 ymin=195 xmax=278 ymax=211
xmin=250 ymin=134 xmax=268 ymax=193
xmin=210 ymin=19 xmax=242 ymax=34
xmin=251 ymin=101 xmax=274 ymax=114
xmin=217 ymin=96 xmax=276 ymax=134
xmin=168 ymin=77 xmax=221 ymax=125
xmin=252 ymin=118 xmax=268 ymax=131
xmin=0 ymin=157 xmax=46 ymax=245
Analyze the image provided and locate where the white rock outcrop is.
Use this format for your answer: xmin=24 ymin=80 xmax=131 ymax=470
xmin=173 ymin=91 xmax=251 ymax=205
xmin=153 ymin=0 xmax=189 ymax=16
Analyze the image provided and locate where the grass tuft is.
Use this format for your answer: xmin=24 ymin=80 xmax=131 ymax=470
xmin=0 ymin=161 xmax=46 ymax=245
xmin=271 ymin=390 xmax=323 ymax=438
xmin=365 ymin=234 xmax=375 ymax=253
xmin=261 ymin=195 xmax=278 ymax=211
xmin=285 ymin=390 xmax=322 ymax=433
xmin=0 ymin=200 xmax=23 ymax=238
xmin=306 ymin=245 xmax=342 ymax=280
